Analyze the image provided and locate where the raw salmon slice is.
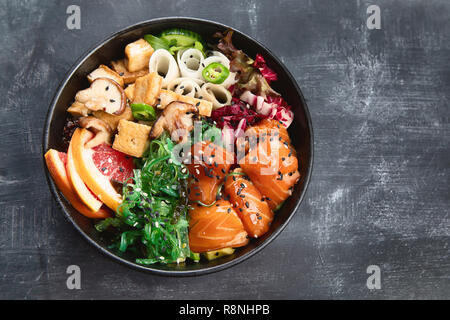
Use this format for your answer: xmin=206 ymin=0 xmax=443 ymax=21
xmin=239 ymin=135 xmax=300 ymax=210
xmin=246 ymin=118 xmax=291 ymax=144
xmin=189 ymin=199 xmax=249 ymax=253
xmin=187 ymin=141 xmax=234 ymax=205
xmin=236 ymin=118 xmax=291 ymax=159
xmin=224 ymin=168 xmax=274 ymax=238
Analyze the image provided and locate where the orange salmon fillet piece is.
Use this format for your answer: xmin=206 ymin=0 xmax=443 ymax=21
xmin=239 ymin=130 xmax=300 ymax=210
xmin=189 ymin=199 xmax=249 ymax=253
xmin=187 ymin=141 xmax=234 ymax=205
xmin=224 ymin=168 xmax=274 ymax=238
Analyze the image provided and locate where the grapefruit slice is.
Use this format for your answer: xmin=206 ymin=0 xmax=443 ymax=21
xmin=67 ymin=135 xmax=104 ymax=212
xmin=71 ymin=128 xmax=123 ymax=211
xmin=44 ymin=149 xmax=110 ymax=218
xmin=91 ymin=143 xmax=134 ymax=183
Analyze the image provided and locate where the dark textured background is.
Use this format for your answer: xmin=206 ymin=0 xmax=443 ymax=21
xmin=0 ymin=0 xmax=449 ymax=299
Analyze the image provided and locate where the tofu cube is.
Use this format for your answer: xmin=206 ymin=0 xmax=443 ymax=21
xmin=132 ymin=72 xmax=162 ymax=106
xmin=125 ymin=39 xmax=154 ymax=72
xmin=158 ymin=89 xmax=213 ymax=117
xmin=124 ymin=84 xmax=135 ymax=101
xmin=111 ymin=59 xmax=149 ymax=84
xmin=112 ymin=119 xmax=151 ymax=157
xmin=87 ymin=64 xmax=124 ymax=87
xmin=178 ymin=94 xmax=213 ymax=117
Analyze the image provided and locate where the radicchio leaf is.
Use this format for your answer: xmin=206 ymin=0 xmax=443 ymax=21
xmin=266 ymin=96 xmax=294 ymax=128
xmin=253 ymin=54 xmax=278 ymax=83
xmin=211 ymin=98 xmax=267 ymax=130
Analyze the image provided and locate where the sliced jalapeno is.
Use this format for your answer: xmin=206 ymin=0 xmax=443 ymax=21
xmin=130 ymin=103 xmax=156 ymax=121
xmin=202 ymin=62 xmax=230 ymax=84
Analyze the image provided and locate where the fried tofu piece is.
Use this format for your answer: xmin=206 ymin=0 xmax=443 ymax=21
xmin=111 ymin=59 xmax=149 ymax=84
xmin=124 ymin=39 xmax=154 ymax=72
xmin=67 ymin=101 xmax=90 ymax=117
xmin=92 ymin=106 xmax=134 ymax=131
xmin=112 ymin=119 xmax=151 ymax=157
xmin=132 ymin=72 xmax=162 ymax=106
xmin=158 ymin=89 xmax=213 ymax=117
xmin=124 ymin=84 xmax=135 ymax=101
xmin=87 ymin=65 xmax=124 ymax=87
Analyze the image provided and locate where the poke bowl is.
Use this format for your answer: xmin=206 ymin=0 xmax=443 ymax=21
xmin=43 ymin=17 xmax=313 ymax=276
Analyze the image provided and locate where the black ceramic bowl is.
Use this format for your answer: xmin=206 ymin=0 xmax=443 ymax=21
xmin=43 ymin=17 xmax=313 ymax=276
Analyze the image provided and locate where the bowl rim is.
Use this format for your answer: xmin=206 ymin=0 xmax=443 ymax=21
xmin=42 ymin=16 xmax=314 ymax=276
